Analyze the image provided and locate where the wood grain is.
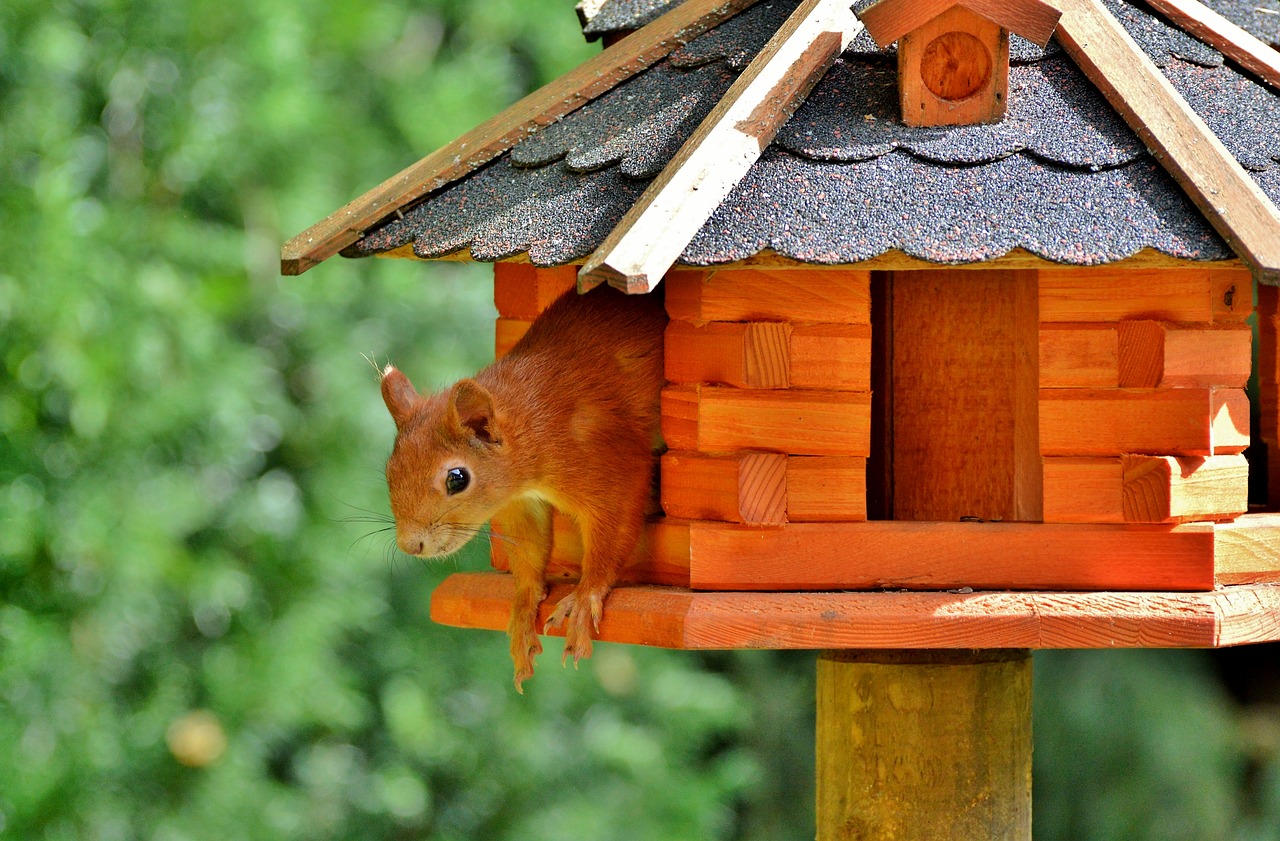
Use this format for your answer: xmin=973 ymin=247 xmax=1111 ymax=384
xmin=664 ymin=320 xmax=792 ymax=388
xmin=1042 ymin=457 xmax=1126 ymax=523
xmin=1039 ymin=324 xmax=1119 ymax=388
xmin=494 ymin=317 xmax=532 ymax=358
xmin=664 ymin=268 xmax=872 ymax=324
xmin=1259 ymin=284 xmax=1280 ymax=506
xmin=489 ymin=515 xmax=691 ymax=586
xmin=890 ymin=270 xmax=1040 ymax=521
xmin=1122 ymin=454 xmax=1248 ymax=523
xmin=685 ymin=519 xmax=1219 ymax=591
xmin=578 ymin=0 xmax=863 ymax=291
xmin=1039 ymin=387 xmax=1249 ymax=456
xmin=1038 ymin=267 xmax=1218 ymax=323
xmin=280 ymin=0 xmax=765 ymax=275
xmin=661 ymin=384 xmax=872 ymax=456
xmin=787 ymin=456 xmax=867 ymax=521
xmin=660 ymin=451 xmax=788 ymax=524
xmin=789 ymin=324 xmax=872 ymax=390
xmin=817 ymin=650 xmax=1032 ymax=841
xmin=1055 ymin=0 xmax=1280 ymax=283
xmin=429 ymin=572 xmax=1280 ymax=649
xmin=1143 ymin=0 xmax=1280 ymax=91
xmin=899 ymin=7 xmax=1008 ymax=126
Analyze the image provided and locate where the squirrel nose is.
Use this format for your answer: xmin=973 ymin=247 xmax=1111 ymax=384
xmin=397 ymin=532 xmax=426 ymax=556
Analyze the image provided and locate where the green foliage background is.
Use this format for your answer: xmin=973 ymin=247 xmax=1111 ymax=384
xmin=1 ymin=0 xmax=1277 ymax=837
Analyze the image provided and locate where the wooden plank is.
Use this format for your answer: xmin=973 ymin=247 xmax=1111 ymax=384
xmin=1042 ymin=457 xmax=1126 ymax=523
xmin=1211 ymin=268 xmax=1253 ymax=322
xmin=1039 ymin=387 xmax=1249 ymax=456
xmin=790 ymin=324 xmax=872 ymax=390
xmin=787 ymin=456 xmax=867 ymax=521
xmin=1054 ymin=0 xmax=1280 ymax=283
xmin=1259 ymin=284 xmax=1280 ymax=505
xmin=661 ymin=385 xmax=872 ymax=456
xmin=493 ymin=263 xmax=577 ymax=319
xmin=1042 ymin=455 xmax=1249 ymax=524
xmin=279 ymin=0 xmax=765 ymax=275
xmin=1040 ymin=324 xmax=1119 ymax=388
xmin=664 ymin=268 xmax=872 ymax=324
xmin=1123 ymin=454 xmax=1249 ymax=523
xmin=1214 ymin=513 xmax=1280 ymax=584
xmin=817 ymin=650 xmax=1032 ymax=841
xmin=1143 ymin=0 xmax=1280 ymax=92
xmin=1038 ymin=267 xmax=1216 ymax=322
xmin=891 ymin=270 xmax=1040 ymax=521
xmin=664 ymin=320 xmax=791 ymax=388
xmin=578 ymin=0 xmax=863 ymax=292
xmin=660 ymin=451 xmax=788 ymax=524
xmin=1115 ymin=320 xmax=1166 ymax=387
xmin=686 ymin=520 xmax=1218 ymax=591
xmin=430 ymin=572 xmax=1280 ymax=649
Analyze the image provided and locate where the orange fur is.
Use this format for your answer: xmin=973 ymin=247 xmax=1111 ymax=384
xmin=381 ymin=284 xmax=667 ymax=690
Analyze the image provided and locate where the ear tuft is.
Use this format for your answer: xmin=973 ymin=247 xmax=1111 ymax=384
xmin=450 ymin=379 xmax=502 ymax=445
xmin=381 ymin=366 xmax=420 ymax=431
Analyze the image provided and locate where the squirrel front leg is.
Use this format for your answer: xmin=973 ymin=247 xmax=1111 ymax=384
xmin=544 ymin=500 xmax=642 ymax=666
xmin=491 ymin=497 xmax=553 ymax=692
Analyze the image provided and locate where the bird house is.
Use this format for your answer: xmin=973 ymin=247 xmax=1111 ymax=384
xmin=284 ymin=0 xmax=1280 ymax=835
xmin=859 ymin=0 xmax=1063 ymax=125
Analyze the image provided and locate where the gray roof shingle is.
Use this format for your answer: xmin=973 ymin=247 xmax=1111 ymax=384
xmin=345 ymin=0 xmax=1280 ymax=269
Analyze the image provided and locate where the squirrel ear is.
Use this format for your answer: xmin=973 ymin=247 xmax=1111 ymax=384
xmin=381 ymin=366 xmax=419 ymax=431
xmin=450 ymin=379 xmax=502 ymax=446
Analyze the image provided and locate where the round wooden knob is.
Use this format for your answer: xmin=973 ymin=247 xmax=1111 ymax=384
xmin=920 ymin=31 xmax=992 ymax=101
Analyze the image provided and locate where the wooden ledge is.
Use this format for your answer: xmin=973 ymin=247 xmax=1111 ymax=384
xmin=431 ymin=572 xmax=1280 ymax=649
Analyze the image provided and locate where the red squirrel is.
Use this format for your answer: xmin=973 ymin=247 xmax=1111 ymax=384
xmin=380 ymin=283 xmax=667 ymax=691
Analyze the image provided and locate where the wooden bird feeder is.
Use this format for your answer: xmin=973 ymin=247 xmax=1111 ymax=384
xmin=284 ymin=0 xmax=1280 ymax=836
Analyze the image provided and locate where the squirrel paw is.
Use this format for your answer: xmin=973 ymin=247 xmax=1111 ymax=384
xmin=545 ymin=589 xmax=605 ymax=667
xmin=509 ymin=624 xmax=543 ymax=694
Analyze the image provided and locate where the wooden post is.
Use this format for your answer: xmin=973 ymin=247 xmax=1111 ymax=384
xmin=816 ymin=649 xmax=1033 ymax=841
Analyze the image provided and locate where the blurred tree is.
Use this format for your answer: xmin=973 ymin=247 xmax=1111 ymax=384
xmin=0 ymin=0 xmax=1277 ymax=838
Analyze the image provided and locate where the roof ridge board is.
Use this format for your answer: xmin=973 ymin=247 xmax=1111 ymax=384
xmin=1142 ymin=0 xmax=1280 ymax=90
xmin=1055 ymin=0 xmax=1280 ymax=282
xmin=280 ymin=0 xmax=767 ymax=275
xmin=580 ymin=0 xmax=866 ymax=291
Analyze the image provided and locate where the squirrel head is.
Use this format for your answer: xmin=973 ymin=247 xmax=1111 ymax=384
xmin=381 ymin=365 xmax=519 ymax=558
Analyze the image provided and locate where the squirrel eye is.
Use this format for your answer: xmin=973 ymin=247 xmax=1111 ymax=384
xmin=445 ymin=467 xmax=470 ymax=495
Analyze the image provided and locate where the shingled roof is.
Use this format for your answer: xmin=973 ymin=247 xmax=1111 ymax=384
xmin=298 ymin=0 xmax=1280 ymax=279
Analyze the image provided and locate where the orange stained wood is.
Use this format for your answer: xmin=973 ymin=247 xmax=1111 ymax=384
xmin=898 ymin=6 xmax=1008 ymax=126
xmin=1042 ymin=455 xmax=1249 ymax=524
xmin=1142 ymin=0 xmax=1280 ymax=92
xmin=1259 ymin=284 xmax=1280 ymax=506
xmin=430 ymin=573 xmax=1280 ymax=649
xmin=660 ymin=452 xmax=866 ymax=523
xmin=889 ymin=269 xmax=1040 ymax=521
xmin=664 ymin=321 xmax=871 ymax=390
xmin=661 ymin=385 xmax=872 ymax=456
xmin=1039 ymin=267 xmax=1225 ymax=323
xmin=661 ymin=451 xmax=788 ymax=524
xmin=681 ymin=517 xmax=1280 ymax=591
xmin=1040 ymin=321 xmax=1251 ymax=389
xmin=664 ymin=268 xmax=871 ymax=324
xmin=1039 ymin=387 xmax=1250 ymax=456
xmin=494 ymin=317 xmax=531 ymax=358
xmin=493 ymin=263 xmax=578 ymax=319
xmin=858 ymin=0 xmax=1061 ymax=47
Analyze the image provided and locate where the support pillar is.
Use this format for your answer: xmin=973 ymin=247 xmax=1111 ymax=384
xmin=816 ymin=649 xmax=1033 ymax=841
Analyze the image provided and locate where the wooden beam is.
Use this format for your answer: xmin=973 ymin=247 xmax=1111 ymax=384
xmin=279 ymin=0 xmax=765 ymax=275
xmin=429 ymin=572 xmax=1280 ymax=649
xmin=1054 ymin=0 xmax=1280 ymax=284
xmin=577 ymin=0 xmax=863 ymax=292
xmin=1039 ymin=387 xmax=1249 ymax=456
xmin=1143 ymin=0 xmax=1280 ymax=92
xmin=817 ymin=650 xmax=1032 ymax=841
xmin=661 ymin=385 xmax=872 ymax=456
xmin=493 ymin=263 xmax=576 ymax=319
xmin=664 ymin=268 xmax=872 ymax=324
